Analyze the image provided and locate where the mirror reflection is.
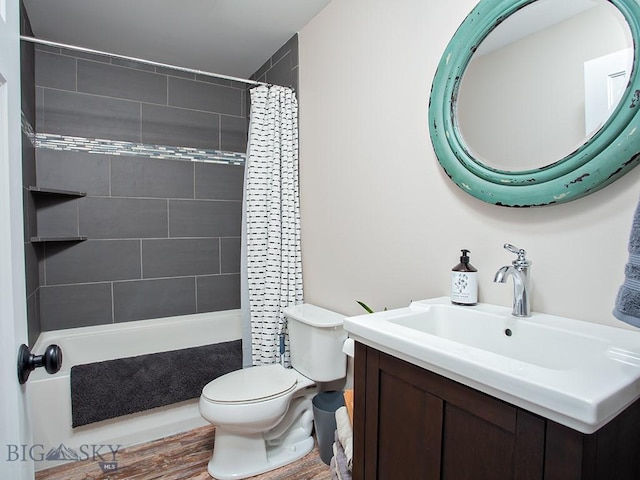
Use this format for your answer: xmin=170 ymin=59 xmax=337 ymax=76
xmin=456 ymin=0 xmax=633 ymax=171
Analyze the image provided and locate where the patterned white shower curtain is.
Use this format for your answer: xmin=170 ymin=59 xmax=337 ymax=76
xmin=242 ymin=85 xmax=303 ymax=367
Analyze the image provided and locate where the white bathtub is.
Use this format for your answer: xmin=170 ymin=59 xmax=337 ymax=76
xmin=28 ymin=309 xmax=241 ymax=471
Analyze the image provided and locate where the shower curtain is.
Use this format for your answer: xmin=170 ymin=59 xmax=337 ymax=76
xmin=241 ymin=85 xmax=303 ymax=367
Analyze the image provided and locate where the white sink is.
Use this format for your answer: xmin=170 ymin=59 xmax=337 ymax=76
xmin=387 ymin=303 xmax=607 ymax=370
xmin=344 ymin=297 xmax=640 ymax=434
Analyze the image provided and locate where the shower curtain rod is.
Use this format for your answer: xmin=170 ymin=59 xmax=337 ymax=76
xmin=20 ymin=36 xmax=270 ymax=87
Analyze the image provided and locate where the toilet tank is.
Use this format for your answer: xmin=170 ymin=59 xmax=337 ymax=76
xmin=284 ymin=304 xmax=347 ymax=382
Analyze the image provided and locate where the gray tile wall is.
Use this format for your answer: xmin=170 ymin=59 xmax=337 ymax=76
xmin=24 ymin=32 xmax=299 ymax=333
xmin=33 ymin=47 xmax=248 ymax=331
xmin=21 ymin=1 xmax=41 ymax=345
xmin=251 ymin=34 xmax=299 ymax=93
xmin=35 ymin=47 xmax=248 ymax=150
xmin=35 ymin=150 xmax=244 ymax=330
xmin=247 ymin=34 xmax=298 ymax=120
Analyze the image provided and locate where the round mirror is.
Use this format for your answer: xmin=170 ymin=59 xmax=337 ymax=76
xmin=458 ymin=0 xmax=632 ymax=172
xmin=429 ymin=0 xmax=640 ymax=206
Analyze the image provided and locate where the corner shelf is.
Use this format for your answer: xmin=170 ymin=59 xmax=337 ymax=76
xmin=30 ymin=236 xmax=87 ymax=243
xmin=28 ymin=186 xmax=86 ymax=197
xmin=28 ymin=186 xmax=87 ymax=243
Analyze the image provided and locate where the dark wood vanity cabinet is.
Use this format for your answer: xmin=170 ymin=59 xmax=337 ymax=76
xmin=353 ymin=342 xmax=640 ymax=480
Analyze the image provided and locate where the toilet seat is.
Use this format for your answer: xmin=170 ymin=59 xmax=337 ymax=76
xmin=202 ymin=364 xmax=298 ymax=404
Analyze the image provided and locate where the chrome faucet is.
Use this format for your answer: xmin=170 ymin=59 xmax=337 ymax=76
xmin=494 ymin=244 xmax=532 ymax=317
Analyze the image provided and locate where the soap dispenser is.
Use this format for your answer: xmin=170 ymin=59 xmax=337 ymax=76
xmin=451 ymin=249 xmax=478 ymax=306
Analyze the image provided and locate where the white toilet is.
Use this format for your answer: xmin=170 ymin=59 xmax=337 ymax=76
xmin=199 ymin=304 xmax=347 ymax=480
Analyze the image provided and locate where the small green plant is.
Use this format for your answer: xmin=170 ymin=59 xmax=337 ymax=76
xmin=356 ymin=300 xmax=374 ymax=313
xmin=356 ymin=301 xmax=387 ymax=314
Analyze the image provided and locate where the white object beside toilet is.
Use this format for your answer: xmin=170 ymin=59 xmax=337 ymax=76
xmin=199 ymin=304 xmax=347 ymax=480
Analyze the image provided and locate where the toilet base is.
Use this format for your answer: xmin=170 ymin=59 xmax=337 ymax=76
xmin=207 ymin=409 xmax=315 ymax=480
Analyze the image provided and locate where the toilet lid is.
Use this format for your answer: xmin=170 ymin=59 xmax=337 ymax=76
xmin=202 ymin=364 xmax=298 ymax=403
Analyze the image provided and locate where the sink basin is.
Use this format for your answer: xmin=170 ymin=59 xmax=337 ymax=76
xmin=387 ymin=303 xmax=607 ymax=370
xmin=344 ymin=297 xmax=640 ymax=433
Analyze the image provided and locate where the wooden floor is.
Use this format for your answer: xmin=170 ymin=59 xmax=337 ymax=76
xmin=35 ymin=425 xmax=331 ymax=480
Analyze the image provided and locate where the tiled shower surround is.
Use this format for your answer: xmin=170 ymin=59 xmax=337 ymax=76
xmin=21 ymin=3 xmax=39 ymax=344
xmin=32 ymin=43 xmax=246 ymax=330
xmin=23 ymin=35 xmax=299 ymax=333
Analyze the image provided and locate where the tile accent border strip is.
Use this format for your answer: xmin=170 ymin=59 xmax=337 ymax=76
xmin=21 ymin=112 xmax=36 ymax=144
xmin=21 ymin=112 xmax=246 ymax=165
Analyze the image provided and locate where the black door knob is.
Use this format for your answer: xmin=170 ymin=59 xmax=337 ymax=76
xmin=17 ymin=344 xmax=63 ymax=384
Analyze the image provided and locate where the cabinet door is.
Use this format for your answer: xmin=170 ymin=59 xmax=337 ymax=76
xmin=354 ymin=342 xmax=443 ymax=479
xmin=354 ymin=344 xmax=545 ymax=480
xmin=376 ymin=361 xmax=443 ymax=479
xmin=441 ymin=404 xmax=544 ymax=480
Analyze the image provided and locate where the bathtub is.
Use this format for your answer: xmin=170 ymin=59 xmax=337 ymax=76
xmin=28 ymin=309 xmax=241 ymax=471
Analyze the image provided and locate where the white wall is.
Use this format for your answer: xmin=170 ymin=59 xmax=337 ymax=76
xmin=297 ymin=0 xmax=640 ymax=328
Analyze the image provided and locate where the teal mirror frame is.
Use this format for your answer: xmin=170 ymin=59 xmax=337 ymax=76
xmin=428 ymin=0 xmax=640 ymax=207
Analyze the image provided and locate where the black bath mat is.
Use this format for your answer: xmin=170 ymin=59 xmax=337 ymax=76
xmin=70 ymin=339 xmax=242 ymax=427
